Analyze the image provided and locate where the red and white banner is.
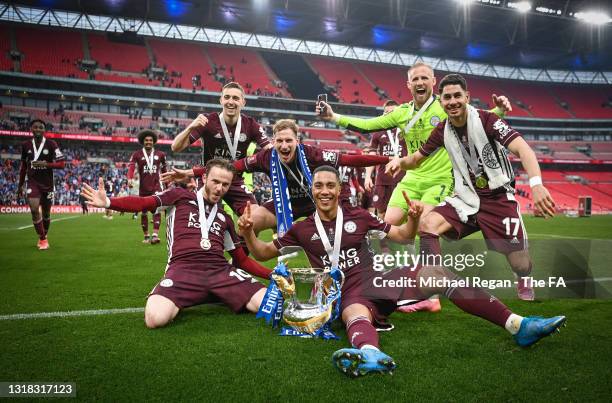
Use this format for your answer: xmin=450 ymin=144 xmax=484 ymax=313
xmin=0 ymin=205 xmax=106 ymax=214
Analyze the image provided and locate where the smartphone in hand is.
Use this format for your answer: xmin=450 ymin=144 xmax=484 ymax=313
xmin=317 ymin=94 xmax=328 ymax=114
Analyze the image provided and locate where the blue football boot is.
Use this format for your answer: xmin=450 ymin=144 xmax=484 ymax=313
xmin=332 ymin=348 xmax=396 ymax=378
xmin=514 ymin=315 xmax=566 ymax=347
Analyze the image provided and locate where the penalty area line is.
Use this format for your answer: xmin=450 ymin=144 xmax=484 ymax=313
xmin=0 ymin=307 xmax=144 ymax=321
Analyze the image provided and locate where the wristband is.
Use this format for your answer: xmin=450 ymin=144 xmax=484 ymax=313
xmin=105 ymin=197 xmax=111 ymax=208
xmin=529 ymin=176 xmax=542 ymax=188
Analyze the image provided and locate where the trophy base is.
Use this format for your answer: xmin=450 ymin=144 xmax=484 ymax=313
xmin=283 ymin=302 xmax=332 ymax=335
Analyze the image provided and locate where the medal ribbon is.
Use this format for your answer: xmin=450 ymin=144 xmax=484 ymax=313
xmin=219 ymin=112 xmax=242 ymax=160
xmin=403 ymin=95 xmax=435 ymax=135
xmin=314 ymin=207 xmax=344 ymax=270
xmin=142 ymin=148 xmax=155 ymax=172
xmin=32 ymin=137 xmax=46 ymax=162
xmin=451 ymin=125 xmax=482 ymax=177
xmin=196 ymin=189 xmax=218 ymax=245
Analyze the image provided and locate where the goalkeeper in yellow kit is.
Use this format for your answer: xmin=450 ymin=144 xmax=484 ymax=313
xmin=316 ymin=62 xmax=513 ymax=311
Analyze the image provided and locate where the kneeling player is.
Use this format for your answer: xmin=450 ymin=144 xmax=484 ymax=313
xmin=238 ymin=166 xmax=566 ymax=377
xmin=82 ymin=159 xmax=271 ymax=328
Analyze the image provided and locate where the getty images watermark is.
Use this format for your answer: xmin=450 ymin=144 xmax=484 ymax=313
xmin=373 ymin=250 xmax=487 ymax=272
xmin=371 ymin=250 xmax=568 ymax=291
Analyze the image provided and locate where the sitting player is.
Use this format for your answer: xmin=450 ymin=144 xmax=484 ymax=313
xmin=238 ymin=166 xmax=566 ymax=377
xmin=81 ymin=158 xmax=271 ymax=329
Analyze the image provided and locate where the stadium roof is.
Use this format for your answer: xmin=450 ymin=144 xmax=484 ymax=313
xmin=8 ymin=0 xmax=612 ymax=70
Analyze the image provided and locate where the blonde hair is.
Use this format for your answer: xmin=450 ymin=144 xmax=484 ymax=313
xmin=407 ymin=62 xmax=434 ymax=79
xmin=273 ymin=119 xmax=299 ymax=137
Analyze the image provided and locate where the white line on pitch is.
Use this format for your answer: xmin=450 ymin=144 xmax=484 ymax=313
xmin=0 ymin=307 xmax=144 ymax=321
xmin=16 ymin=215 xmax=82 ymax=230
xmin=564 ymin=277 xmax=612 ymax=284
xmin=528 ymin=233 xmax=601 ymax=240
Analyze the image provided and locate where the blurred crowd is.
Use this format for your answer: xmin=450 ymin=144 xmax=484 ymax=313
xmin=0 ymin=145 xmax=272 ymax=207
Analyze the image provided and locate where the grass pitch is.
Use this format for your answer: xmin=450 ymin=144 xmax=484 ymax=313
xmin=0 ymin=213 xmax=611 ymax=401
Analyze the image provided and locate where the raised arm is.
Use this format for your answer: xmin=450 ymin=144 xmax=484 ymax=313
xmin=489 ymin=94 xmax=512 ymax=117
xmin=386 ymin=191 xmax=425 ymax=243
xmin=317 ymin=101 xmax=405 ymax=133
xmin=82 ymin=178 xmax=158 ymax=213
xmin=237 ymin=202 xmax=281 ymax=261
xmin=172 ymin=114 xmax=208 ymax=152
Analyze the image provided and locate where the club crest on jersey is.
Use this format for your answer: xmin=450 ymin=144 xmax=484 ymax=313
xmin=160 ymin=279 xmax=173 ymax=287
xmin=373 ymin=195 xmax=379 ymax=202
xmin=481 ymin=143 xmax=500 ymax=169
xmin=154 ymin=155 xmax=159 ymax=160
xmin=344 ymin=221 xmax=357 ymax=233
xmin=43 ymin=149 xmax=49 ymax=155
xmin=430 ymin=116 xmax=441 ymax=126
xmin=239 ymin=133 xmax=247 ymax=142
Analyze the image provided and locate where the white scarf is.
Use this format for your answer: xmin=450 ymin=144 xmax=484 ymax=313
xmin=443 ymin=105 xmax=510 ymax=222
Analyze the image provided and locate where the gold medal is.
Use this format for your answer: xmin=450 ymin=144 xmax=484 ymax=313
xmin=475 ymin=176 xmax=488 ymax=189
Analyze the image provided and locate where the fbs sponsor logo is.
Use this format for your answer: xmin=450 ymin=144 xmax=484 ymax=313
xmin=322 ymin=151 xmax=337 ymax=163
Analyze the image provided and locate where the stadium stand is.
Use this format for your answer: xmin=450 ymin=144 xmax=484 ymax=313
xmin=306 ymin=56 xmax=380 ymax=105
xmin=1 ymin=24 xmax=610 ymax=214
xmin=148 ymin=39 xmax=220 ymax=91
xmin=15 ymin=26 xmax=87 ymax=79
xmin=206 ymin=45 xmax=290 ymax=97
xmin=552 ymin=86 xmax=612 ymax=119
xmin=88 ymin=33 xmax=150 ymax=73
xmin=3 ymin=25 xmax=610 ymax=118
xmin=515 ymin=169 xmax=612 ymax=213
xmin=0 ymin=25 xmax=12 ymax=71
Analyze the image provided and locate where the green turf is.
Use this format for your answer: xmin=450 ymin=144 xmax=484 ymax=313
xmin=0 ymin=213 xmax=611 ymax=401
